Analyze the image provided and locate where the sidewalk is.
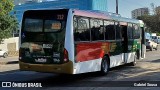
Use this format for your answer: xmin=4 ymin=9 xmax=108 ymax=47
xmin=0 ymin=56 xmax=19 ymax=72
xmin=0 ymin=56 xmax=19 ymax=65
xmin=0 ymin=64 xmax=19 ymax=72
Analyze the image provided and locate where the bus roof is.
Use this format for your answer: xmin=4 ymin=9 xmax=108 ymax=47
xmin=23 ymin=8 xmax=141 ymax=24
xmin=73 ymin=9 xmax=140 ymax=24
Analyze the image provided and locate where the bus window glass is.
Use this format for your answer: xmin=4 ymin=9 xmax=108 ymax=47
xmin=73 ymin=17 xmax=77 ymax=30
xmin=127 ymin=23 xmax=133 ymax=39
xmin=24 ymin=19 xmax=43 ymax=32
xmin=74 ymin=17 xmax=79 ymax=41
xmin=115 ymin=22 xmax=121 ymax=39
xmin=74 ymin=17 xmax=90 ymax=41
xmin=104 ymin=21 xmax=115 ymax=40
xmin=133 ymin=24 xmax=140 ymax=39
xmin=44 ymin=20 xmax=63 ymax=32
xmin=90 ymin=19 xmax=104 ymax=41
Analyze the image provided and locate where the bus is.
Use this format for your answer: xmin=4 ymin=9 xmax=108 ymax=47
xmin=19 ymin=9 xmax=146 ymax=75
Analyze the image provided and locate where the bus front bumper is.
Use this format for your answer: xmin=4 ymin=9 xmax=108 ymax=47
xmin=19 ymin=61 xmax=73 ymax=74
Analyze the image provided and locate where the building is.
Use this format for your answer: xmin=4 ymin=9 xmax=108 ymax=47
xmin=7 ymin=0 xmax=107 ymax=53
xmin=131 ymin=8 xmax=149 ymax=19
xmin=13 ymin=0 xmax=108 ymax=23
xmin=14 ymin=0 xmax=43 ymax=5
xmin=12 ymin=0 xmax=107 ymax=37
xmin=0 ymin=37 xmax=19 ymax=56
xmin=156 ymin=6 xmax=160 ymax=15
xmin=11 ymin=0 xmax=107 ymax=37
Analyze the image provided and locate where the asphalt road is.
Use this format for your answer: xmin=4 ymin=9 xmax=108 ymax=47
xmin=0 ymin=47 xmax=160 ymax=90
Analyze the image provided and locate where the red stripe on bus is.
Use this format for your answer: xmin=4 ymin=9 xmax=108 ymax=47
xmin=75 ymin=42 xmax=110 ymax=62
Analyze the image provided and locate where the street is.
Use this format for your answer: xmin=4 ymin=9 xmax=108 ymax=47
xmin=0 ymin=47 xmax=160 ymax=90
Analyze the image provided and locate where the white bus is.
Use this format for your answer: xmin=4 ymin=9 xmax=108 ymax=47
xmin=19 ymin=9 xmax=146 ymax=75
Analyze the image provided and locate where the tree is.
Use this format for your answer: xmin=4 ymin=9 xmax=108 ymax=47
xmin=0 ymin=0 xmax=18 ymax=43
xmin=138 ymin=15 xmax=160 ymax=34
xmin=137 ymin=3 xmax=160 ymax=35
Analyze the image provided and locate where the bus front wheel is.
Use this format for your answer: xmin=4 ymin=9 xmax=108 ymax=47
xmin=100 ymin=56 xmax=109 ymax=75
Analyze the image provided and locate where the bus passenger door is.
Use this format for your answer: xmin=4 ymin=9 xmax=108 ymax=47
xmin=141 ymin=27 xmax=146 ymax=59
xmin=120 ymin=25 xmax=128 ymax=63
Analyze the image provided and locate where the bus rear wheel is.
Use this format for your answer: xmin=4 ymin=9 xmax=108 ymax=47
xmin=150 ymin=46 xmax=153 ymax=51
xmin=3 ymin=53 xmax=8 ymax=58
xmin=100 ymin=56 xmax=109 ymax=75
xmin=155 ymin=46 xmax=158 ymax=50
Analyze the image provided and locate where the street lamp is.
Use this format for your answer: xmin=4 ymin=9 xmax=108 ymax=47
xmin=116 ymin=0 xmax=118 ymax=14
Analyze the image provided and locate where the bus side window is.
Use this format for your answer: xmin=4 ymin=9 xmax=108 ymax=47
xmin=74 ymin=32 xmax=81 ymax=41
xmin=104 ymin=20 xmax=115 ymax=40
xmin=105 ymin=25 xmax=109 ymax=40
xmin=115 ymin=22 xmax=121 ymax=39
xmin=90 ymin=19 xmax=104 ymax=41
xmin=73 ymin=17 xmax=79 ymax=41
xmin=74 ymin=17 xmax=90 ymax=42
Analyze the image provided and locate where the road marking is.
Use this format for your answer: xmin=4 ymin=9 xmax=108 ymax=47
xmin=118 ymin=69 xmax=160 ymax=80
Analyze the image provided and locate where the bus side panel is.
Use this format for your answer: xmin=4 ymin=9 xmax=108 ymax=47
xmin=109 ymin=41 xmax=124 ymax=67
xmin=109 ymin=54 xmax=123 ymax=68
xmin=73 ymin=42 xmax=110 ymax=74
xmin=73 ymin=58 xmax=102 ymax=74
xmin=75 ymin=42 xmax=110 ymax=62
xmin=74 ymin=41 xmax=125 ymax=74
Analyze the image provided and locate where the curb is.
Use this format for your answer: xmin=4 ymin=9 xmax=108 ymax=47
xmin=0 ymin=61 xmax=19 ymax=65
xmin=0 ymin=62 xmax=7 ymax=65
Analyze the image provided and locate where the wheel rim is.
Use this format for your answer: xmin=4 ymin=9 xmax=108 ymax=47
xmin=3 ymin=53 xmax=7 ymax=57
xmin=102 ymin=60 xmax=108 ymax=72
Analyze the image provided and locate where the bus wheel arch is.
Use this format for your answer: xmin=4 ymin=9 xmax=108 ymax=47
xmin=100 ymin=54 xmax=110 ymax=75
xmin=150 ymin=46 xmax=153 ymax=51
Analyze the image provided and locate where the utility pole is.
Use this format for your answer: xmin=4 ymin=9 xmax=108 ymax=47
xmin=116 ymin=0 xmax=118 ymax=14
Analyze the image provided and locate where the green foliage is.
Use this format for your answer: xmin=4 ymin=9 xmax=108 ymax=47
xmin=0 ymin=0 xmax=18 ymax=43
xmin=156 ymin=32 xmax=160 ymax=36
xmin=137 ymin=14 xmax=160 ymax=34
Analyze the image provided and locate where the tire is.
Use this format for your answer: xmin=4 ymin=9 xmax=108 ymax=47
xmin=100 ymin=56 xmax=109 ymax=75
xmin=3 ymin=53 xmax=8 ymax=58
xmin=155 ymin=46 xmax=158 ymax=50
xmin=130 ymin=53 xmax=137 ymax=66
xmin=150 ymin=46 xmax=153 ymax=51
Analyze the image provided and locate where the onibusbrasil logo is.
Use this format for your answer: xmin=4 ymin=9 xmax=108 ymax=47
xmin=1 ymin=82 xmax=42 ymax=88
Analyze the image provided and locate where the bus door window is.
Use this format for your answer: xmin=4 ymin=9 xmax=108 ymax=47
xmin=133 ymin=24 xmax=140 ymax=39
xmin=120 ymin=25 xmax=128 ymax=52
xmin=127 ymin=23 xmax=134 ymax=52
xmin=127 ymin=23 xmax=133 ymax=39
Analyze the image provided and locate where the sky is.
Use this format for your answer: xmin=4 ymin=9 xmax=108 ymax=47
xmin=108 ymin=0 xmax=160 ymax=18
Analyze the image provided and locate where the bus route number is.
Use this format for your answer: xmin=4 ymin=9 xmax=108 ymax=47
xmin=57 ymin=14 xmax=64 ymax=20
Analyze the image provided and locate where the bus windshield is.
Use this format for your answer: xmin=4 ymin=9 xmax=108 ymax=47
xmin=20 ymin=9 xmax=69 ymax=64
xmin=24 ymin=19 xmax=64 ymax=32
xmin=21 ymin=9 xmax=68 ymax=42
